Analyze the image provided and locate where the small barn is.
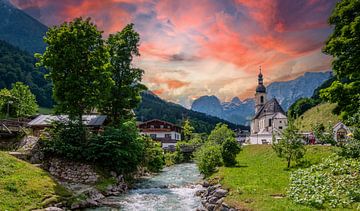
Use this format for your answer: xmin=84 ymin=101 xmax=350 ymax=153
xmin=333 ymin=122 xmax=351 ymax=143
xmin=28 ymin=115 xmax=107 ymax=136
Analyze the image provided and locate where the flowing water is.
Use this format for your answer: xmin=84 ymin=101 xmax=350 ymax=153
xmin=88 ymin=163 xmax=204 ymax=211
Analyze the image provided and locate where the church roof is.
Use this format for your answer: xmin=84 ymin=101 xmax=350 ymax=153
xmin=253 ymin=98 xmax=285 ymax=119
xmin=256 ymin=84 xmax=266 ymax=93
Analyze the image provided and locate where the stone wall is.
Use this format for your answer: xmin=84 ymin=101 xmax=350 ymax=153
xmin=47 ymin=158 xmax=99 ymax=184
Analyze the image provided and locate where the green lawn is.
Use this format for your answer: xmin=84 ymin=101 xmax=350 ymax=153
xmin=211 ymin=145 xmax=341 ymax=211
xmin=0 ymin=151 xmax=71 ymax=210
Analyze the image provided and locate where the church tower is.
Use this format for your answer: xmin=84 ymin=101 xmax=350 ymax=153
xmin=255 ymin=66 xmax=267 ymax=113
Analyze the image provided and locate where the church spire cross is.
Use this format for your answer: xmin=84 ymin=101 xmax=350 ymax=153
xmin=258 ymin=65 xmax=263 ymax=85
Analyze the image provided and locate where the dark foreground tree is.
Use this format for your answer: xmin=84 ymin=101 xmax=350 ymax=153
xmin=36 ymin=17 xmax=113 ymax=122
xmin=321 ymin=0 xmax=360 ymax=121
xmin=273 ymin=122 xmax=306 ymax=168
xmin=102 ymin=24 xmax=146 ymax=124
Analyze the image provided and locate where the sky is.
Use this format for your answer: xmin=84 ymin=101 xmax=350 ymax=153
xmin=10 ymin=0 xmax=337 ymax=107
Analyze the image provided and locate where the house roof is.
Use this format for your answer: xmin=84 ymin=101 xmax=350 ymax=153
xmin=28 ymin=115 xmax=107 ymax=127
xmin=253 ymin=98 xmax=285 ymax=120
xmin=138 ymin=119 xmax=182 ymax=129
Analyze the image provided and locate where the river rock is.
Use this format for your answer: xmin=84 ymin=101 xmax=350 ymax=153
xmin=214 ymin=189 xmax=228 ymax=198
xmin=208 ymin=196 xmax=219 ymax=204
xmin=44 ymin=207 xmax=64 ymax=211
xmin=196 ymin=189 xmax=206 ymax=196
xmin=203 ymin=181 xmax=210 ymax=187
xmin=206 ymin=203 xmax=216 ymax=211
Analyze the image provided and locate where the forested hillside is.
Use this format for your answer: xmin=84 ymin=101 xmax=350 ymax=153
xmin=0 ymin=40 xmax=52 ymax=107
xmin=135 ymin=91 xmax=248 ymax=133
xmin=0 ymin=0 xmax=47 ymax=54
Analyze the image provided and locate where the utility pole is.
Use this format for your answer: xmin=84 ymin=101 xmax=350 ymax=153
xmin=6 ymin=100 xmax=13 ymax=119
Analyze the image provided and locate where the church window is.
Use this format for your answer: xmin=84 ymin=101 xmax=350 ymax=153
xmin=279 ymin=126 xmax=283 ymax=129
xmin=269 ymin=119 xmax=272 ymax=126
xmin=279 ymin=121 xmax=282 ymax=123
xmin=260 ymin=96 xmax=264 ymax=103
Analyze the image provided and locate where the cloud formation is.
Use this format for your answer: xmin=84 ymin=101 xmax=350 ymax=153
xmin=10 ymin=0 xmax=337 ymax=107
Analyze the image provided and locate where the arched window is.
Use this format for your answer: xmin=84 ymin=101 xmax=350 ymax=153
xmin=260 ymin=96 xmax=264 ymax=103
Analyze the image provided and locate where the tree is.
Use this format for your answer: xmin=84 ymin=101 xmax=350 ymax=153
xmin=272 ymin=122 xmax=306 ymax=168
xmin=10 ymin=82 xmax=38 ymax=117
xmin=194 ymin=143 xmax=223 ymax=176
xmin=0 ymin=83 xmax=38 ymax=117
xmin=101 ymin=23 xmax=146 ymax=123
xmin=36 ymin=17 xmax=113 ymax=122
xmin=183 ymin=119 xmax=194 ymax=141
xmin=221 ymin=137 xmax=241 ymax=166
xmin=288 ymin=98 xmax=316 ymax=118
xmin=321 ymin=0 xmax=360 ymax=121
xmin=207 ymin=123 xmax=236 ymax=145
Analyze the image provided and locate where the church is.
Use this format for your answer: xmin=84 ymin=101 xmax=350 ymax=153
xmin=249 ymin=68 xmax=288 ymax=144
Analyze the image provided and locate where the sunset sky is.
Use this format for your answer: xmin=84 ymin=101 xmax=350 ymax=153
xmin=10 ymin=0 xmax=337 ymax=107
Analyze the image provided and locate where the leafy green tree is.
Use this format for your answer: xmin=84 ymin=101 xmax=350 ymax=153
xmin=288 ymin=98 xmax=317 ymax=118
xmin=273 ymin=122 xmax=306 ymax=168
xmin=36 ymin=17 xmax=113 ymax=122
xmin=207 ymin=123 xmax=235 ymax=145
xmin=10 ymin=82 xmax=38 ymax=117
xmin=221 ymin=137 xmax=241 ymax=166
xmin=321 ymin=0 xmax=360 ymax=121
xmin=0 ymin=82 xmax=38 ymax=117
xmin=0 ymin=88 xmax=13 ymax=116
xmin=194 ymin=143 xmax=223 ymax=177
xmin=102 ymin=24 xmax=146 ymax=123
xmin=183 ymin=119 xmax=194 ymax=141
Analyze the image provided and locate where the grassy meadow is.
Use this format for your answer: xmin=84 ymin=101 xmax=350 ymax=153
xmin=210 ymin=145 xmax=347 ymax=211
xmin=295 ymin=103 xmax=340 ymax=131
xmin=0 ymin=151 xmax=71 ymax=210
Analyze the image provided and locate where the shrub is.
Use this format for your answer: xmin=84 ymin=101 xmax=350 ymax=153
xmin=87 ymin=121 xmax=145 ymax=173
xmin=339 ymin=129 xmax=360 ymax=159
xmin=142 ymin=137 xmax=164 ymax=172
xmin=288 ymin=156 xmax=360 ymax=208
xmin=194 ymin=144 xmax=223 ymax=177
xmin=39 ymin=121 xmax=89 ymax=160
xmin=221 ymin=137 xmax=241 ymax=166
xmin=40 ymin=120 xmax=148 ymax=174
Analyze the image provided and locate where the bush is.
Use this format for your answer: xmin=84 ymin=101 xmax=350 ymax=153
xmin=288 ymin=156 xmax=360 ymax=208
xmin=339 ymin=129 xmax=360 ymax=159
xmin=39 ymin=121 xmax=88 ymax=160
xmin=87 ymin=121 xmax=145 ymax=173
xmin=40 ymin=120 xmax=148 ymax=174
xmin=194 ymin=144 xmax=223 ymax=177
xmin=221 ymin=137 xmax=241 ymax=166
xmin=142 ymin=137 xmax=165 ymax=172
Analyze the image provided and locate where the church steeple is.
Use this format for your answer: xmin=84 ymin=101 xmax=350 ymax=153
xmin=255 ymin=66 xmax=267 ymax=112
xmin=258 ymin=66 xmax=263 ymax=85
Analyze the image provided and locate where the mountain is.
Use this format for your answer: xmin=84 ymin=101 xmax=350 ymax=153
xmin=0 ymin=0 xmax=47 ymax=54
xmin=266 ymin=71 xmax=333 ymax=110
xmin=135 ymin=91 xmax=248 ymax=134
xmin=191 ymin=71 xmax=332 ymax=125
xmin=191 ymin=95 xmax=223 ymax=118
xmin=0 ymin=40 xmax=52 ymax=107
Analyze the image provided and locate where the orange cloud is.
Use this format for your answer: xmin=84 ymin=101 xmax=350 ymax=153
xmin=9 ymin=0 xmax=336 ymax=105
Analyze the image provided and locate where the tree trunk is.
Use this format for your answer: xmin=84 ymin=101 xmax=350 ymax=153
xmin=287 ymin=155 xmax=291 ymax=168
